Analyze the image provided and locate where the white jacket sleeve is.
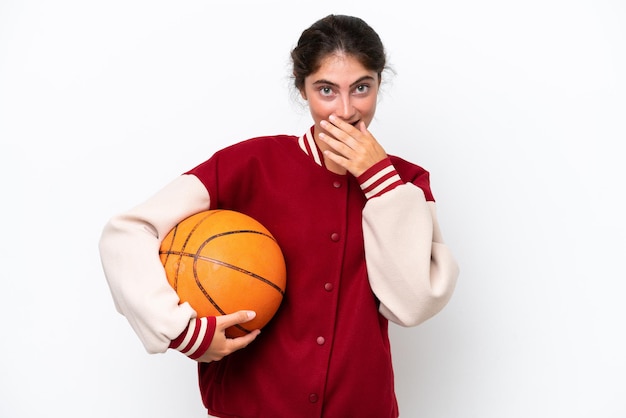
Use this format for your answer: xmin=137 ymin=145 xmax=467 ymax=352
xmin=98 ymin=174 xmax=211 ymax=353
xmin=363 ymin=183 xmax=459 ymax=327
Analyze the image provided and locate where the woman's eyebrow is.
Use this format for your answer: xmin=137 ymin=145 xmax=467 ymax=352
xmin=311 ymin=75 xmax=376 ymax=88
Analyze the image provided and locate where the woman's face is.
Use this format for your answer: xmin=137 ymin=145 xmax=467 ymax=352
xmin=301 ymin=53 xmax=380 ymax=137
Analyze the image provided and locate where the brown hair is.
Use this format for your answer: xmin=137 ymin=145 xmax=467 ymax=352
xmin=290 ymin=15 xmax=387 ymax=92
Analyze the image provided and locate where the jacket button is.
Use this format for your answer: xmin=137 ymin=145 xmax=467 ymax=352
xmin=309 ymin=393 xmax=319 ymax=403
xmin=333 ymin=180 xmax=341 ymax=188
xmin=316 ymin=336 xmax=325 ymax=345
xmin=330 ymin=232 xmax=340 ymax=242
xmin=324 ymin=282 xmax=333 ymax=291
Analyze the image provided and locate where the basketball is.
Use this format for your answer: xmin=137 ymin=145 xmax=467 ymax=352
xmin=159 ymin=209 xmax=286 ymax=338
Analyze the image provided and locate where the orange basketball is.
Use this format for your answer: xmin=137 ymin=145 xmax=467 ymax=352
xmin=159 ymin=209 xmax=286 ymax=338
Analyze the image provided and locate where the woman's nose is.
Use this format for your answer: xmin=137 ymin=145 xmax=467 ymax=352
xmin=334 ymin=94 xmax=355 ymax=120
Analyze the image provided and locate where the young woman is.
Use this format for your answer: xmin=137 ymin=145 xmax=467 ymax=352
xmin=99 ymin=14 xmax=459 ymax=418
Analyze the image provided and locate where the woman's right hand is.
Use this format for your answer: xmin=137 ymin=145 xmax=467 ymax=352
xmin=196 ymin=311 xmax=261 ymax=362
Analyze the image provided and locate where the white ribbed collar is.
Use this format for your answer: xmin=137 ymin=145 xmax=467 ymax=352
xmin=297 ymin=126 xmax=326 ymax=168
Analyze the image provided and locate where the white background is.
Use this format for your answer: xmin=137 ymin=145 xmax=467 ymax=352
xmin=1 ymin=1 xmax=625 ymax=417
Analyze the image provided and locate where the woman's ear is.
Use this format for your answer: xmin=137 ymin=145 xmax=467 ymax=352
xmin=300 ymin=89 xmax=307 ymax=100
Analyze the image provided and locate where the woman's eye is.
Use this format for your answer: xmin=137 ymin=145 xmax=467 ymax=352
xmin=355 ymin=84 xmax=370 ymax=94
xmin=320 ymin=86 xmax=334 ymax=97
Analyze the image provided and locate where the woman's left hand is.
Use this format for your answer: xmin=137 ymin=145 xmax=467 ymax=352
xmin=319 ymin=115 xmax=388 ymax=177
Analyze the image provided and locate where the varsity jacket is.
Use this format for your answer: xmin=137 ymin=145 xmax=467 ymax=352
xmin=99 ymin=127 xmax=459 ymax=418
